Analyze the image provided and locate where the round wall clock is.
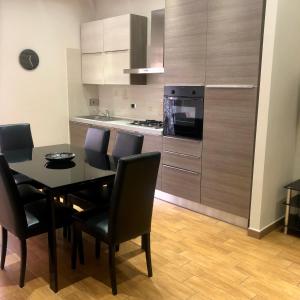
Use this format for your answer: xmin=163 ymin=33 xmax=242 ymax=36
xmin=19 ymin=49 xmax=39 ymax=70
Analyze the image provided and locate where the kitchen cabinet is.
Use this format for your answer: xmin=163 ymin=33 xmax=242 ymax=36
xmin=206 ymin=0 xmax=265 ymax=85
xmin=162 ymin=136 xmax=202 ymax=202
xmin=69 ymin=121 xmax=89 ymax=147
xmin=201 ymin=87 xmax=258 ymax=218
xmin=81 ymin=14 xmax=147 ymax=85
xmin=69 ymin=121 xmax=163 ymax=189
xmin=164 ymin=0 xmax=208 ymax=85
xmin=81 ymin=20 xmax=103 ymax=53
xmin=103 ymin=15 xmax=130 ymax=52
xmin=82 ymin=53 xmax=104 ymax=84
xmin=103 ymin=51 xmax=130 ymax=85
xmin=142 ymin=134 xmax=163 ymax=190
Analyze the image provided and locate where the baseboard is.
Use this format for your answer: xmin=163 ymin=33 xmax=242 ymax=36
xmin=247 ymin=217 xmax=284 ymax=239
xmin=155 ymin=190 xmax=249 ymax=228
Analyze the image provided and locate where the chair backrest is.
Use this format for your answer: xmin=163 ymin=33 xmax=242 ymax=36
xmin=109 ymin=152 xmax=161 ymax=243
xmin=0 ymin=123 xmax=34 ymax=152
xmin=0 ymin=155 xmax=27 ymax=238
xmin=84 ymin=127 xmax=110 ymax=154
xmin=112 ymin=131 xmax=144 ymax=159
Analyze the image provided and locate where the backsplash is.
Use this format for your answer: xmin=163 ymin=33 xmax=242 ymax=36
xmin=98 ymin=84 xmax=163 ymax=121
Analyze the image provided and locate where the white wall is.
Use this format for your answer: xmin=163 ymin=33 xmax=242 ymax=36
xmin=0 ymin=0 xmax=95 ymax=146
xmin=250 ymin=0 xmax=300 ymax=231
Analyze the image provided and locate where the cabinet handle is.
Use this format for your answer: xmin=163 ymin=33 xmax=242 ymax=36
xmin=164 ymin=150 xmax=200 ymax=159
xmin=163 ymin=164 xmax=199 ymax=175
xmin=205 ymin=84 xmax=256 ymax=89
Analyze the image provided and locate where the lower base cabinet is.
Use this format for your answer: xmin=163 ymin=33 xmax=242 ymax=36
xmin=162 ymin=165 xmax=201 ymax=202
xmin=69 ymin=121 xmax=162 ymax=189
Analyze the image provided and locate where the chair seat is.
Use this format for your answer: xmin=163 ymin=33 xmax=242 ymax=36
xmin=18 ymin=184 xmax=45 ymax=204
xmin=25 ymin=199 xmax=73 ymax=237
xmin=73 ymin=210 xmax=109 ymax=237
xmin=70 ymin=186 xmax=110 ymax=211
xmin=14 ymin=173 xmax=33 ymax=185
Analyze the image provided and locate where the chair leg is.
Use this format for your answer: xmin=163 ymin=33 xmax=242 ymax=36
xmin=71 ymin=226 xmax=77 ymax=270
xmin=77 ymin=230 xmax=84 ymax=265
xmin=95 ymin=238 xmax=101 ymax=259
xmin=141 ymin=235 xmax=146 ymax=250
xmin=19 ymin=240 xmax=27 ymax=288
xmin=1 ymin=227 xmax=7 ymax=270
xmin=143 ymin=233 xmax=152 ymax=277
xmin=109 ymin=244 xmax=117 ymax=295
xmin=115 ymin=244 xmax=120 ymax=252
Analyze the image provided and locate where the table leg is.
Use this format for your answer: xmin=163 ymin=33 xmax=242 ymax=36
xmin=46 ymin=190 xmax=58 ymax=292
xmin=284 ymin=188 xmax=292 ymax=234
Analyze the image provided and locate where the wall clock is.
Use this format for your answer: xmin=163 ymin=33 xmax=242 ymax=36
xmin=19 ymin=49 xmax=39 ymax=70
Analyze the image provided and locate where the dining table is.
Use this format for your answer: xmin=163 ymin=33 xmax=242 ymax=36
xmin=3 ymin=144 xmax=116 ymax=292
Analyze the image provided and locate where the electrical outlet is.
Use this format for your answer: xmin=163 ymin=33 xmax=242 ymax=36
xmin=131 ymin=103 xmax=136 ymax=109
xmin=89 ymin=98 xmax=99 ymax=106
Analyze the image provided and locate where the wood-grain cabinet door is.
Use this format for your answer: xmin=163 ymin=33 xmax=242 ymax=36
xmin=142 ymin=134 xmax=163 ymax=190
xmin=201 ymin=88 xmax=257 ymax=218
xmin=164 ymin=0 xmax=207 ymax=85
xmin=103 ymin=51 xmax=130 ymax=85
xmin=206 ymin=0 xmax=264 ymax=85
xmin=81 ymin=20 xmax=103 ymax=53
xmin=103 ymin=15 xmax=130 ymax=52
xmin=82 ymin=53 xmax=104 ymax=84
xmin=69 ymin=122 xmax=89 ymax=147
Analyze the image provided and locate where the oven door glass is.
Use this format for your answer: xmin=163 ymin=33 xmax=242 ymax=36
xmin=163 ymin=97 xmax=203 ymax=139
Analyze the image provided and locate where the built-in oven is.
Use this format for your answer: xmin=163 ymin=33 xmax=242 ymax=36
xmin=163 ymin=86 xmax=204 ymax=140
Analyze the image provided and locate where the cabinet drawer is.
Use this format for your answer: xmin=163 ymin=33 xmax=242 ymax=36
xmin=162 ymin=165 xmax=200 ymax=202
xmin=163 ymin=151 xmax=201 ymax=173
xmin=163 ymin=136 xmax=202 ymax=157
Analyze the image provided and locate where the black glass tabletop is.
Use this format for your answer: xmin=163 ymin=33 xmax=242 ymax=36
xmin=4 ymin=144 xmax=116 ymax=190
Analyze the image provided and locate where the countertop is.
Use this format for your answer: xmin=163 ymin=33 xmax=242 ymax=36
xmin=70 ymin=116 xmax=163 ymax=136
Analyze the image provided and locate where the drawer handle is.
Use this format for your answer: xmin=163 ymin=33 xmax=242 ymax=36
xmin=164 ymin=150 xmax=200 ymax=159
xmin=205 ymin=84 xmax=256 ymax=89
xmin=163 ymin=164 xmax=199 ymax=175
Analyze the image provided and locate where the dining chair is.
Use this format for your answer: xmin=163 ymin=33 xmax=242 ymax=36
xmin=0 ymin=123 xmax=34 ymax=185
xmin=0 ymin=154 xmax=72 ymax=287
xmin=84 ymin=127 xmax=110 ymax=153
xmin=112 ymin=131 xmax=144 ymax=159
xmin=70 ymin=130 xmax=145 ymax=210
xmin=71 ymin=152 xmax=161 ymax=295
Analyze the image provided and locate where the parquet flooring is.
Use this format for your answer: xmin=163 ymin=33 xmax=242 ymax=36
xmin=0 ymin=199 xmax=300 ymax=299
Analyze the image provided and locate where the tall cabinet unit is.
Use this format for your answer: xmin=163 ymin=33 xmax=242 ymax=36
xmin=164 ymin=0 xmax=208 ymax=85
xmin=81 ymin=14 xmax=147 ymax=85
xmin=201 ymin=0 xmax=265 ymax=221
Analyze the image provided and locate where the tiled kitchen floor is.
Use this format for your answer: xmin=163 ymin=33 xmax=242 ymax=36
xmin=0 ymin=199 xmax=300 ymax=299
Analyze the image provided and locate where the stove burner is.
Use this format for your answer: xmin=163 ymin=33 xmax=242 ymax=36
xmin=130 ymin=119 xmax=163 ymax=129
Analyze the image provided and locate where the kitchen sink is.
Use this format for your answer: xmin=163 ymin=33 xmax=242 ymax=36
xmin=78 ymin=115 xmax=122 ymax=122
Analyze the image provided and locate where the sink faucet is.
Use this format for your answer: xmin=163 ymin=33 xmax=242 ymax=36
xmin=101 ymin=109 xmax=110 ymax=118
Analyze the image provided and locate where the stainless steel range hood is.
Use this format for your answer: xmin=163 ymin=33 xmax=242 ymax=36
xmin=124 ymin=9 xmax=165 ymax=74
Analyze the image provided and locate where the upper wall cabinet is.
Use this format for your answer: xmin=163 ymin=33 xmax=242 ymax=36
xmin=81 ymin=14 xmax=147 ymax=85
xmin=206 ymin=0 xmax=265 ymax=85
xmin=81 ymin=20 xmax=103 ymax=53
xmin=164 ymin=0 xmax=208 ymax=85
xmin=103 ymin=15 xmax=130 ymax=52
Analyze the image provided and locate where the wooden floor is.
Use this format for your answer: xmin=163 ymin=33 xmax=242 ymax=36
xmin=1 ymin=199 xmax=300 ymax=299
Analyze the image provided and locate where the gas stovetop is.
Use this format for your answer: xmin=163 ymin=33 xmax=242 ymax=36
xmin=130 ymin=120 xmax=163 ymax=129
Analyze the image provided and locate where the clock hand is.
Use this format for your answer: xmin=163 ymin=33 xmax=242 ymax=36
xmin=28 ymin=55 xmax=33 ymax=68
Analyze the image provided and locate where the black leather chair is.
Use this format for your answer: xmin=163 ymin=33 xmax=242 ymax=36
xmin=84 ymin=127 xmax=110 ymax=153
xmin=0 ymin=154 xmax=72 ymax=287
xmin=71 ymin=152 xmax=161 ymax=295
xmin=71 ymin=131 xmax=144 ymax=211
xmin=0 ymin=123 xmax=34 ymax=185
xmin=112 ymin=131 xmax=144 ymax=160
